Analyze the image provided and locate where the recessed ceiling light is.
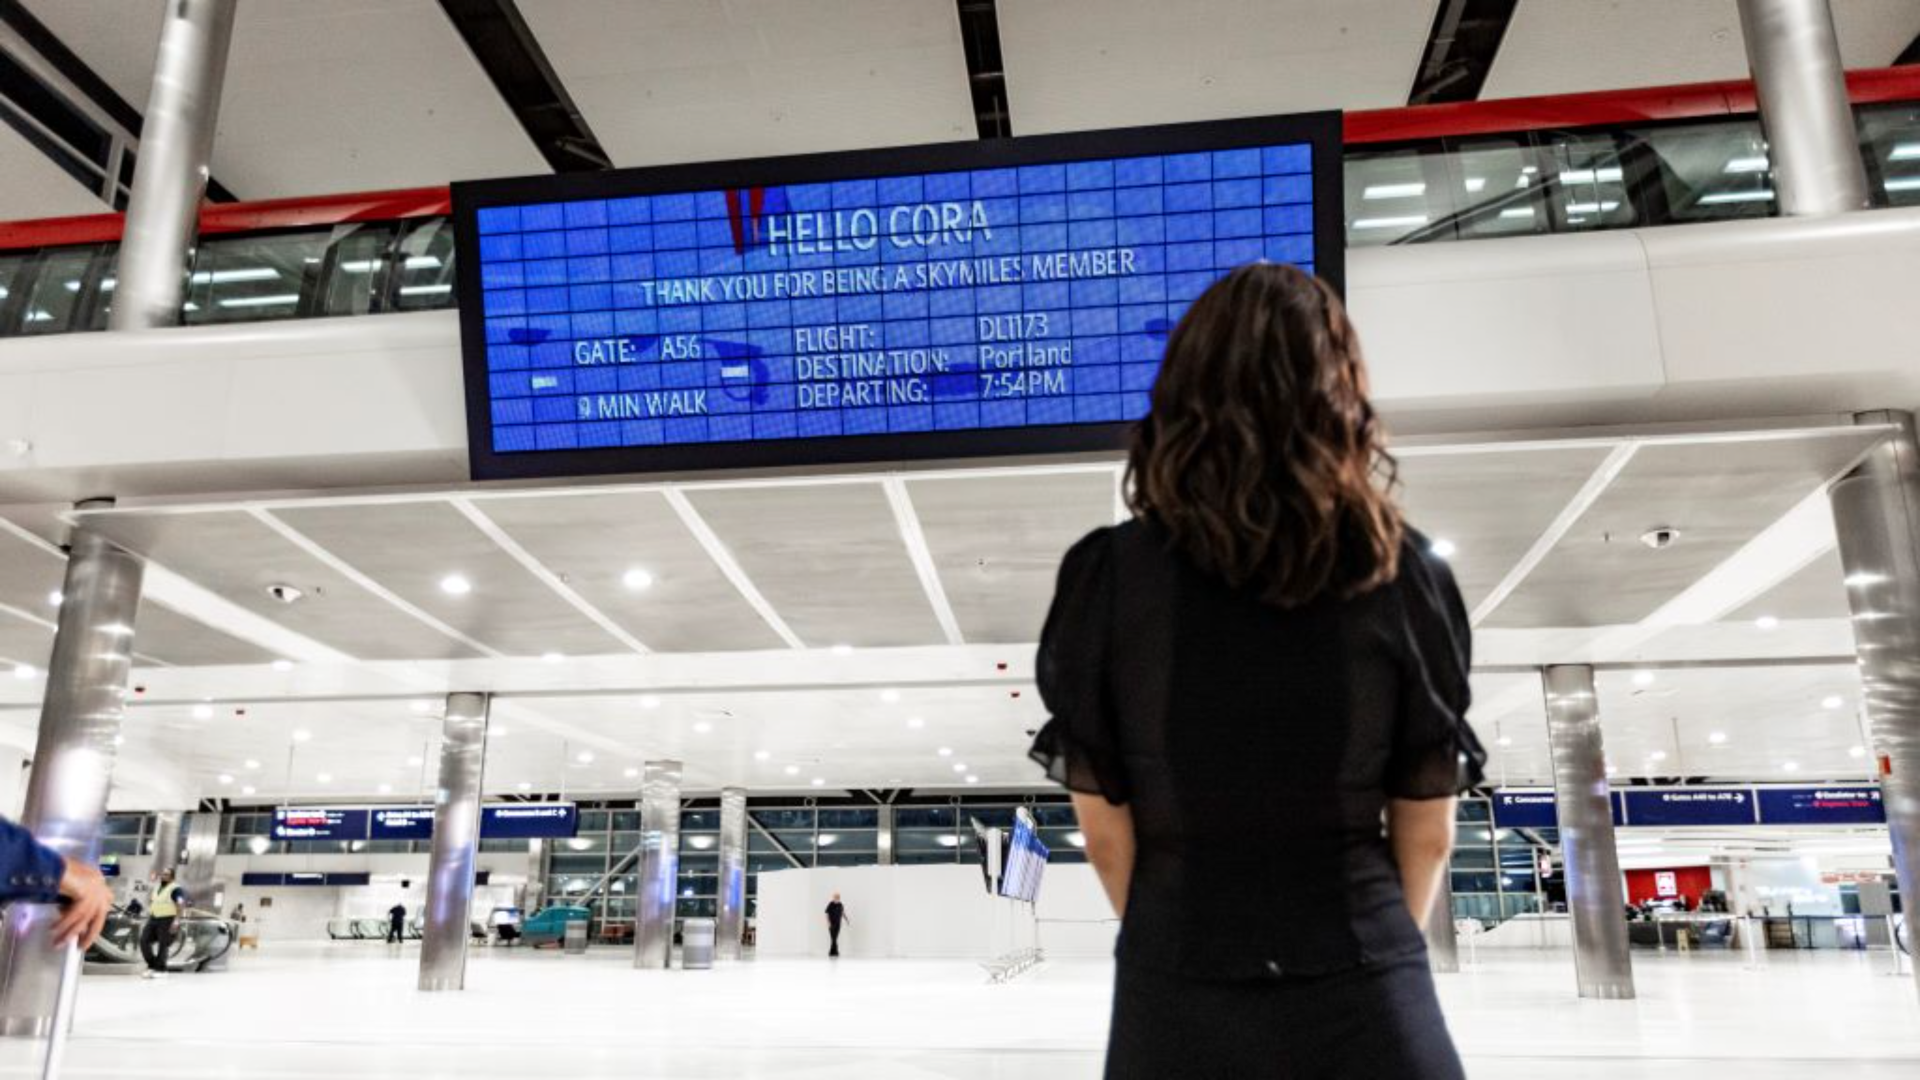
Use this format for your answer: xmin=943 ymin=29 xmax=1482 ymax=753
xmin=1605 ymin=764 xmax=1618 ymax=776
xmin=271 ymin=659 xmax=294 ymax=672
xmin=406 ymin=755 xmax=423 ymax=767
xmin=244 ymin=759 xmax=260 ymax=770
xmin=292 ymin=729 xmax=312 ymax=743
xmin=1755 ymin=615 xmax=1780 ymax=630
xmin=410 ymin=700 xmax=434 ymax=715
xmin=880 ymin=689 xmax=901 ymax=704
xmin=965 ymin=775 xmax=980 ymax=785
xmin=492 ymin=726 xmax=509 ymax=739
xmin=1821 ymin=695 xmax=1843 ymax=710
xmin=378 ymin=783 xmax=392 ymax=795
xmin=952 ymin=762 xmax=968 ymax=773
xmin=937 ymin=747 xmax=953 ymax=758
xmin=1782 ymin=761 xmax=1800 ymax=772
xmin=1429 ymin=538 xmax=1457 ymax=559
xmin=622 ymin=568 xmax=655 ymax=591
xmin=753 ymin=750 xmax=771 ymax=761
xmin=11 ymin=664 xmax=33 ymax=680
xmin=1495 ymin=735 xmax=1512 ymax=747
xmin=810 ymin=777 xmax=825 ymax=787
xmin=830 ymin=644 xmax=854 ymax=656
xmin=315 ymin=772 xmax=332 ymax=783
xmin=217 ymin=774 xmax=233 ymax=785
xmin=693 ymin=721 xmax=713 ymax=734
xmin=47 ymin=591 xmax=62 ymax=607
xmin=783 ymin=765 xmax=800 ymax=776
xmin=112 ymin=734 xmax=124 ymax=747
xmin=241 ymin=785 xmax=257 ymax=797
xmin=1849 ymin=745 xmax=1867 ymax=759
xmin=1648 ymin=750 xmax=1667 ymax=763
xmin=623 ymin=766 xmax=640 ymax=778
xmin=1631 ymin=670 xmax=1655 ymax=687
xmin=439 ymin=574 xmax=473 ymax=596
xmin=576 ymin=751 xmax=595 ymax=764
xmin=906 ymin=716 xmax=924 ymax=729
xmin=640 ymin=695 xmax=661 ymax=710
xmin=1708 ymin=732 xmax=1728 ymax=745
xmin=517 ymin=781 xmax=533 ymax=791
xmin=191 ymin=704 xmax=214 ymax=720
xmin=541 ymin=652 xmax=564 ymax=664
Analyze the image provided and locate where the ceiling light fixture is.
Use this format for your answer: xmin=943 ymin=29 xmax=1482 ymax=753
xmin=810 ymin=777 xmax=825 ymax=787
xmin=753 ymin=750 xmax=771 ymax=761
xmin=192 ymin=704 xmax=213 ymax=720
xmin=517 ymin=781 xmax=533 ymax=792
xmin=1631 ymin=670 xmax=1655 ymax=687
xmin=640 ymin=696 xmax=661 ymax=710
xmin=248 ymin=835 xmax=270 ymax=854
xmin=830 ymin=644 xmax=854 ymax=656
xmin=1495 ymin=735 xmax=1513 ymax=747
xmin=11 ymin=664 xmax=34 ymax=681
xmin=693 ymin=721 xmax=713 ymax=734
xmin=241 ymin=785 xmax=257 ymax=797
xmin=271 ymin=659 xmax=294 ymax=672
xmin=217 ymin=774 xmax=233 ymax=785
xmin=622 ymin=568 xmax=655 ymax=591
xmin=541 ymin=652 xmax=564 ymax=664
xmin=624 ymin=766 xmax=640 ymax=778
xmin=952 ymin=762 xmax=968 ymax=773
xmin=937 ymin=747 xmax=953 ymax=758
xmin=906 ymin=716 xmax=924 ymax=729
xmin=880 ymin=689 xmax=901 ymax=704
xmin=315 ymin=772 xmax=332 ymax=783
xmin=965 ymin=775 xmax=980 ymax=785
xmin=378 ymin=783 xmax=393 ymax=795
xmin=439 ymin=574 xmax=473 ymax=596
xmin=1849 ymin=745 xmax=1866 ymax=759
xmin=47 ymin=591 xmax=62 ymax=607
xmin=576 ymin=751 xmax=595 ymax=764
xmin=1648 ymin=750 xmax=1668 ymax=763
xmin=406 ymin=755 xmax=423 ymax=767
xmin=292 ymin=729 xmax=312 ymax=743
xmin=244 ymin=759 xmax=260 ymax=770
xmin=1429 ymin=538 xmax=1457 ymax=559
xmin=1755 ymin=615 xmax=1780 ymax=630
xmin=1821 ymin=695 xmax=1844 ymax=710
xmin=1708 ymin=732 xmax=1728 ymax=745
xmin=410 ymin=700 xmax=434 ymax=715
xmin=1782 ymin=761 xmax=1800 ymax=773
xmin=784 ymin=765 xmax=800 ymax=776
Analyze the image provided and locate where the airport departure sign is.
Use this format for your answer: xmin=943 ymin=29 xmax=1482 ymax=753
xmin=1489 ymin=786 xmax=1886 ymax=828
xmin=271 ymin=803 xmax=579 ymax=842
xmin=453 ymin=114 xmax=1343 ymax=479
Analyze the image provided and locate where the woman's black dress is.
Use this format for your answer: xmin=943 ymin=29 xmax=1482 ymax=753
xmin=1029 ymin=520 xmax=1485 ymax=1079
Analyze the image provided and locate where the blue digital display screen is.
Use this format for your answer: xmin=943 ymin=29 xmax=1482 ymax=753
xmin=480 ymin=803 xmax=578 ymax=840
xmin=454 ymin=114 xmax=1342 ymax=479
xmin=997 ymin=808 xmax=1049 ymax=904
xmin=1621 ymin=788 xmax=1757 ymax=827
xmin=1756 ymin=786 xmax=1885 ymax=825
xmin=272 ymin=807 xmax=371 ymax=841
xmin=1490 ymin=789 xmax=1625 ymax=829
xmin=370 ymin=807 xmax=436 ymax=841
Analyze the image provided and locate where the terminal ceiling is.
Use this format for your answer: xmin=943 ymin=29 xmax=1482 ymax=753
xmin=4 ymin=1 xmax=1918 ymax=215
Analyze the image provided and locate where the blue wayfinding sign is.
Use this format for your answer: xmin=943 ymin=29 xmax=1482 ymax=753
xmin=370 ymin=807 xmax=436 ymax=841
xmin=454 ymin=113 xmax=1344 ymax=480
xmin=1621 ymin=788 xmax=1756 ymax=827
xmin=481 ymin=803 xmax=578 ymax=839
xmin=1491 ymin=791 xmax=1559 ymax=829
xmin=1756 ymin=786 xmax=1885 ymax=825
xmin=272 ymin=807 xmax=372 ymax=841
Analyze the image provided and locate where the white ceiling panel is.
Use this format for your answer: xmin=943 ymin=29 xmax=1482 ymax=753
xmin=0 ymin=125 xmax=113 ymax=219
xmin=1483 ymin=0 xmax=1920 ymax=101
xmin=22 ymin=0 xmax=547 ymax=199
xmin=519 ymin=0 xmax=976 ymax=168
xmin=998 ymin=0 xmax=1440 ymax=135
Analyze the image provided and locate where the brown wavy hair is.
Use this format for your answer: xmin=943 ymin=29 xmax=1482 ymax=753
xmin=1127 ymin=263 xmax=1403 ymax=607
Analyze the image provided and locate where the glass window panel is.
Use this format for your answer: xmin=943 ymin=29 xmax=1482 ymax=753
xmin=550 ymin=875 xmax=596 ymax=898
xmin=681 ymin=810 xmax=719 ymax=831
xmin=548 ymin=854 xmax=606 ymax=876
xmin=963 ymin=806 xmax=1017 ymax=830
xmin=896 ymin=830 xmax=963 ymax=856
xmin=814 ymin=829 xmax=876 ymax=853
xmin=18 ymin=247 xmax=104 ymax=334
xmin=1501 ymin=893 xmax=1543 ymax=919
xmin=99 ymin=837 xmax=141 ymax=857
xmin=895 ymin=806 xmax=955 ymax=829
xmin=1860 ymin=102 xmax=1920 ymax=208
xmin=768 ymin=829 xmax=815 ymax=854
xmin=605 ymin=831 xmax=639 ymax=856
xmin=0 ymin=251 xmax=32 ymax=334
xmin=1038 ymin=828 xmax=1083 ymax=854
xmin=1536 ymin=132 xmax=1638 ymax=233
xmin=816 ymin=851 xmax=879 ymax=869
xmin=600 ymin=897 xmax=635 ymax=919
xmin=182 ymin=232 xmax=325 ymax=323
xmin=390 ymin=216 xmax=457 ymax=310
xmin=678 ymin=852 xmax=719 ymax=872
xmin=1437 ymin=138 xmax=1545 ymax=242
xmin=1452 ymin=871 xmax=1500 ymax=894
xmin=1630 ymin=119 xmax=1776 ymax=222
xmin=748 ymin=854 xmax=799 ymax=874
xmin=676 ymin=898 xmax=717 ymax=919
xmin=1500 ymin=870 xmax=1539 ymax=893
xmin=818 ymin=808 xmax=877 ymax=829
xmin=578 ymin=811 xmax=611 ymax=832
xmin=1452 ymin=892 xmax=1501 ymax=926
xmin=556 ymin=834 xmax=606 ymax=854
xmin=611 ymin=811 xmax=641 ymax=831
xmin=1345 ymin=147 xmax=1445 ymax=246
xmin=1454 ymin=824 xmax=1495 ymax=848
xmin=1033 ymin=804 xmax=1078 ymax=827
xmin=898 ymin=850 xmax=958 ymax=865
xmin=601 ymin=875 xmax=636 ymax=899
xmin=751 ymin=808 xmax=814 ymax=830
xmin=320 ymin=224 xmax=394 ymax=316
xmin=1450 ymin=847 xmax=1495 ymax=869
xmin=479 ymin=838 xmax=531 ymax=854
xmin=1454 ymin=800 xmax=1492 ymax=823
xmin=102 ymin=815 xmax=146 ymax=837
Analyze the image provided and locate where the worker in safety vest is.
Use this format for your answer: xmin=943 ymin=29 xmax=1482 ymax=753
xmin=141 ymin=868 xmax=188 ymax=979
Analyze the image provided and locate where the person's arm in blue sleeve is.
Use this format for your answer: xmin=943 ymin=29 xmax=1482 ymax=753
xmin=0 ymin=817 xmax=64 ymax=904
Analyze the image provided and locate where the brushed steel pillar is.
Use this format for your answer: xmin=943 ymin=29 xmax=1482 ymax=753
xmin=0 ymin=523 xmax=144 ymax=1036
xmin=1735 ymin=0 xmax=1870 ymax=216
xmin=1542 ymin=665 xmax=1635 ymax=1000
xmin=876 ymin=802 xmax=896 ymax=866
xmin=633 ymin=760 xmax=683 ymax=970
xmin=418 ymin=693 xmax=489 ymax=992
xmin=149 ymin=811 xmax=184 ymax=880
xmin=715 ymin=787 xmax=747 ymax=961
xmin=1829 ymin=410 xmax=1920 ymax=1002
xmin=1425 ymin=873 xmax=1459 ymax=974
xmin=108 ymin=0 xmax=236 ymax=331
xmin=178 ymin=812 xmax=220 ymax=911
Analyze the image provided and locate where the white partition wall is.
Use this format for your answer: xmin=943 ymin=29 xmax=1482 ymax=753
xmin=756 ymin=863 xmax=1116 ymax=960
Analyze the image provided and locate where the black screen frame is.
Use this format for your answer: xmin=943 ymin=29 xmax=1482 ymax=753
xmin=453 ymin=111 xmax=1345 ymax=482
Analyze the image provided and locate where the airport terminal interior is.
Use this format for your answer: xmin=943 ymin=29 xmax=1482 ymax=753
xmin=1 ymin=0 xmax=1919 ymax=1076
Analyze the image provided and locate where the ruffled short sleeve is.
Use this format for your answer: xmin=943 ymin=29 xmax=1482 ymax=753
xmin=1028 ymin=528 xmax=1129 ymax=804
xmin=1386 ymin=534 xmax=1488 ymax=799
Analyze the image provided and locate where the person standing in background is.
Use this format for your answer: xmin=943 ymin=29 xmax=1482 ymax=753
xmin=824 ymin=893 xmax=849 ymax=958
xmin=141 ymin=867 xmax=186 ymax=979
xmin=387 ymin=902 xmax=408 ymax=944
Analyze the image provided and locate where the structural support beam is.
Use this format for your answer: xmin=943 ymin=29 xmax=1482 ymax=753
xmin=107 ymin=0 xmax=235 ymax=331
xmin=149 ymin=811 xmax=184 ymax=881
xmin=1828 ymin=410 xmax=1920 ymax=1002
xmin=419 ymin=693 xmax=489 ymax=992
xmin=1408 ymin=0 xmax=1519 ymax=106
xmin=1542 ymin=664 xmax=1634 ymax=1000
xmin=715 ymin=787 xmax=747 ymax=962
xmin=178 ymin=812 xmax=220 ymax=912
xmin=634 ymin=761 xmax=684 ymax=969
xmin=1736 ymin=0 xmax=1871 ymax=216
xmin=1425 ymin=874 xmax=1459 ymax=974
xmin=0 ymin=521 xmax=145 ymax=1036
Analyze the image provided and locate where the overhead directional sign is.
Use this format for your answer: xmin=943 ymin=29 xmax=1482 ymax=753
xmin=481 ymin=803 xmax=578 ymax=839
xmin=272 ymin=803 xmax=578 ymax=842
xmin=1620 ymin=788 xmax=1757 ymax=827
xmin=1755 ymin=786 xmax=1885 ymax=825
xmin=272 ymin=807 xmax=371 ymax=841
xmin=1489 ymin=789 xmax=1625 ymax=829
xmin=453 ymin=113 xmax=1344 ymax=480
xmin=1493 ymin=786 xmax=1882 ymax=828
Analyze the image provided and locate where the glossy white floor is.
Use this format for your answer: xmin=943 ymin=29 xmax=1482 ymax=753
xmin=0 ymin=943 xmax=1913 ymax=1078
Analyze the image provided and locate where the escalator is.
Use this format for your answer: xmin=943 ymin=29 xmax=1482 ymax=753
xmin=86 ymin=907 xmax=237 ymax=973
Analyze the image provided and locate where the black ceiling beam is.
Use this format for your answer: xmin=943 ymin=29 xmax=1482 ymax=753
xmin=1408 ymin=0 xmax=1519 ymax=107
xmin=1896 ymin=29 xmax=1920 ymax=66
xmin=0 ymin=0 xmax=237 ymax=203
xmin=438 ymin=0 xmax=610 ymax=173
xmin=956 ymin=0 xmax=1009 ymax=138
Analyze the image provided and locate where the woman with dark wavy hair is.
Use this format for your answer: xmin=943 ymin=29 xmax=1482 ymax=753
xmin=1030 ymin=262 xmax=1483 ymax=1078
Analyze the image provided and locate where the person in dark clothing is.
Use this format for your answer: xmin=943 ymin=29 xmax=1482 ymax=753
xmin=824 ymin=893 xmax=849 ymax=958
xmin=0 ymin=816 xmax=112 ymax=950
xmin=141 ymin=868 xmax=187 ymax=978
xmin=388 ymin=903 xmax=408 ymax=944
xmin=1029 ymin=264 xmax=1483 ymax=1079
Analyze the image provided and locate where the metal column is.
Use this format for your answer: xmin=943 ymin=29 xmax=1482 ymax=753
xmin=0 ymin=525 xmax=145 ymax=1037
xmin=715 ymin=787 xmax=747 ymax=961
xmin=108 ymin=0 xmax=236 ymax=331
xmin=1829 ymin=410 xmax=1920 ymax=1001
xmin=418 ymin=693 xmax=489 ymax=992
xmin=876 ymin=802 xmax=896 ymax=866
xmin=149 ymin=811 xmax=184 ymax=880
xmin=1425 ymin=874 xmax=1459 ymax=974
xmin=1735 ymin=0 xmax=1870 ymax=216
xmin=178 ymin=812 xmax=221 ymax=912
xmin=633 ymin=760 xmax=683 ymax=969
xmin=1542 ymin=665 xmax=1635 ymax=1000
